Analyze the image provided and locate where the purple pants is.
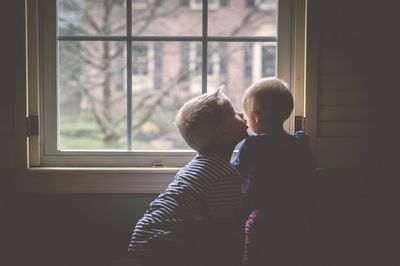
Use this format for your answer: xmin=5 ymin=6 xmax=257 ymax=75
xmin=242 ymin=210 xmax=262 ymax=265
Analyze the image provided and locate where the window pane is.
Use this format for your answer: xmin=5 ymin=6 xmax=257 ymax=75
xmin=58 ymin=41 xmax=127 ymax=150
xmin=132 ymin=0 xmax=202 ymax=36
xmin=131 ymin=42 xmax=201 ymax=150
xmin=58 ymin=0 xmax=126 ymax=36
xmin=207 ymin=42 xmax=276 ymax=111
xmin=208 ymin=0 xmax=277 ymax=36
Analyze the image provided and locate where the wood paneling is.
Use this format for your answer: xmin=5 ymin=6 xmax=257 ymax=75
xmin=319 ymin=106 xmax=369 ymax=122
xmin=319 ymin=90 xmax=370 ymax=107
xmin=316 ymin=138 xmax=367 ymax=168
xmin=310 ymin=0 xmax=376 ymax=168
xmin=319 ymin=75 xmax=369 ymax=91
xmin=319 ymin=121 xmax=369 ymax=137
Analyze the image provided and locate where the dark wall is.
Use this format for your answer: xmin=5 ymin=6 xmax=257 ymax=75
xmin=16 ymin=193 xmax=157 ymax=266
xmin=10 ymin=169 xmax=396 ymax=266
xmin=0 ymin=0 xmax=25 ymax=265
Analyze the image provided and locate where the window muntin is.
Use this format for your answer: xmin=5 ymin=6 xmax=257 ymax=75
xmin=38 ymin=0 xmax=293 ymax=167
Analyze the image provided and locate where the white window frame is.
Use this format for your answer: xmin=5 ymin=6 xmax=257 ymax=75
xmin=24 ymin=0 xmax=307 ymax=190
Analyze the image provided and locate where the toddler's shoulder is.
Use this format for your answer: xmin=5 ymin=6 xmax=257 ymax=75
xmin=246 ymin=134 xmax=267 ymax=143
xmin=292 ymin=131 xmax=310 ymax=142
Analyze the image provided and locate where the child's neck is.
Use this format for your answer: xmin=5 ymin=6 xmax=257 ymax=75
xmin=201 ymin=145 xmax=235 ymax=162
xmin=260 ymin=123 xmax=284 ymax=135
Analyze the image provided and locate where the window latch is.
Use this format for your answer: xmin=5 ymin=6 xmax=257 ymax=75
xmin=27 ymin=115 xmax=39 ymax=137
xmin=152 ymin=162 xmax=166 ymax=168
xmin=295 ymin=116 xmax=305 ymax=132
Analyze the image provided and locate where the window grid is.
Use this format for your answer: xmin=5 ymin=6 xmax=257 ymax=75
xmin=127 ymin=0 xmax=133 ymax=149
xmin=56 ymin=0 xmax=278 ymax=151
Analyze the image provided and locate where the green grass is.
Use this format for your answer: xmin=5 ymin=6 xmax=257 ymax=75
xmin=59 ymin=116 xmax=187 ymax=150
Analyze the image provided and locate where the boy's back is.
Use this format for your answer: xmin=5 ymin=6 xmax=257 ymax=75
xmin=233 ymin=131 xmax=315 ymax=266
xmin=233 ymin=131 xmax=314 ymax=220
xmin=234 ymin=131 xmax=314 ymax=212
xmin=128 ymin=89 xmax=248 ymax=266
xmin=129 ymin=154 xmax=241 ymax=252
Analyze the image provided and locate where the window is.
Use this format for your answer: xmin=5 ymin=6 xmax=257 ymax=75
xmin=190 ymin=0 xmax=221 ymax=10
xmin=132 ymin=44 xmax=149 ymax=75
xmin=251 ymin=43 xmax=276 ymax=81
xmin=255 ymin=0 xmax=276 ymax=10
xmin=29 ymin=0 xmax=301 ymax=167
xmin=132 ymin=0 xmax=153 ymax=9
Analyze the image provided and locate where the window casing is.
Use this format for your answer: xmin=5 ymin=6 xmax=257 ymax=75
xmin=29 ymin=0 xmax=302 ymax=167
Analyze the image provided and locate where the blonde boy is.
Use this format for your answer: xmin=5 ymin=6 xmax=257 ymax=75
xmin=129 ymin=89 xmax=248 ymax=266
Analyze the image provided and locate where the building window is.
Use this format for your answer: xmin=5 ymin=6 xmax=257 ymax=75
xmin=132 ymin=44 xmax=149 ymax=75
xmin=261 ymin=44 xmax=276 ymax=76
xmin=190 ymin=0 xmax=222 ymax=10
xmin=255 ymin=0 xmax=276 ymax=10
xmin=32 ymin=0 xmax=295 ymax=167
xmin=133 ymin=0 xmax=148 ymax=9
xmin=250 ymin=43 xmax=276 ymax=81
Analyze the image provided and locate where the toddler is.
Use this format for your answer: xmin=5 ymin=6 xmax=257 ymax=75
xmin=232 ymin=77 xmax=315 ymax=266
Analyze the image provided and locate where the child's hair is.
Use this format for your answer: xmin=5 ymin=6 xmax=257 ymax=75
xmin=242 ymin=77 xmax=293 ymax=123
xmin=175 ymin=89 xmax=232 ymax=152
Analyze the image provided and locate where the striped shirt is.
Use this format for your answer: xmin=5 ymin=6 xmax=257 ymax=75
xmin=129 ymin=154 xmax=241 ymax=252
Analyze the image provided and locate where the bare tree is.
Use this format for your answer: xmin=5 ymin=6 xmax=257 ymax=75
xmin=59 ymin=0 xmax=274 ymax=149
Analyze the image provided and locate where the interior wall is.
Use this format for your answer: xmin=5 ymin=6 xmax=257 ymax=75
xmin=0 ymin=1 xmax=20 ymax=170
xmin=310 ymin=0 xmax=373 ymax=168
xmin=0 ymin=1 xmax=25 ymax=265
xmin=309 ymin=0 xmax=398 ymax=169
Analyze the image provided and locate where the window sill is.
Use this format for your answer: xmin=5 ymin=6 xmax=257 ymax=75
xmin=17 ymin=167 xmax=180 ymax=194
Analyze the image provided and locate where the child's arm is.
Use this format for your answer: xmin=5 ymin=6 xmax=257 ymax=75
xmin=231 ymin=140 xmax=249 ymax=177
xmin=231 ymin=140 xmax=254 ymax=220
xmin=294 ymin=131 xmax=316 ymax=171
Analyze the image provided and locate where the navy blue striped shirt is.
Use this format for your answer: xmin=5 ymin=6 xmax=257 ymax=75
xmin=129 ymin=154 xmax=241 ymax=251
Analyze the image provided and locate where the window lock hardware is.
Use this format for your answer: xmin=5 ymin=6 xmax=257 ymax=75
xmin=27 ymin=115 xmax=39 ymax=137
xmin=152 ymin=162 xmax=166 ymax=168
xmin=295 ymin=116 xmax=305 ymax=132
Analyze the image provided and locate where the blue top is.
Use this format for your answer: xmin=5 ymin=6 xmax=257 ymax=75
xmin=231 ymin=131 xmax=315 ymax=218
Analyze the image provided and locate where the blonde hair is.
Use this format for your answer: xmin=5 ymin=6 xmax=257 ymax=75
xmin=175 ymin=89 xmax=231 ymax=152
xmin=243 ymin=77 xmax=293 ymax=123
